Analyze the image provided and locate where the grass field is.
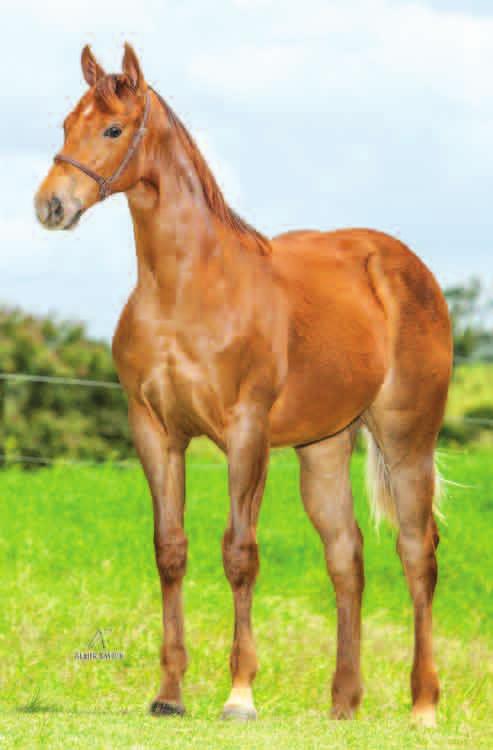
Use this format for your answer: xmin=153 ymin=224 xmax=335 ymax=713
xmin=0 ymin=446 xmax=492 ymax=748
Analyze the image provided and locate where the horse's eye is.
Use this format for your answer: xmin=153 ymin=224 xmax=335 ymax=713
xmin=104 ymin=125 xmax=122 ymax=139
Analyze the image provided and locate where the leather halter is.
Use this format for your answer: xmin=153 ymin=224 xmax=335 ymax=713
xmin=54 ymin=89 xmax=151 ymax=201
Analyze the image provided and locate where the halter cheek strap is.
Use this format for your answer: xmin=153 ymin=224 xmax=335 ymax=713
xmin=54 ymin=89 xmax=151 ymax=201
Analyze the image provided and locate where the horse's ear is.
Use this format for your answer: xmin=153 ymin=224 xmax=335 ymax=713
xmin=81 ymin=45 xmax=105 ymax=87
xmin=122 ymin=42 xmax=144 ymax=92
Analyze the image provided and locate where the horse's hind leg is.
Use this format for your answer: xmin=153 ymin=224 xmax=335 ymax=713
xmin=296 ymin=424 xmax=364 ymax=719
xmin=365 ymin=404 xmax=443 ymax=727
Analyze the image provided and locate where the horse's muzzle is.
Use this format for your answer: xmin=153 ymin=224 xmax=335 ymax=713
xmin=35 ymin=193 xmax=83 ymax=231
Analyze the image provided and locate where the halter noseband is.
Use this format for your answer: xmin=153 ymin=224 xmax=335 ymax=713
xmin=54 ymin=89 xmax=152 ymax=201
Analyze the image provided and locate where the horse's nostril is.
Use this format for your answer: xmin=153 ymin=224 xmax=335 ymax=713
xmin=47 ymin=195 xmax=64 ymax=226
xmin=35 ymin=193 xmax=69 ymax=229
xmin=51 ymin=195 xmax=63 ymax=220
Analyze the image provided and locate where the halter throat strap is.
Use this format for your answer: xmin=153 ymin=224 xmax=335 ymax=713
xmin=54 ymin=89 xmax=151 ymax=201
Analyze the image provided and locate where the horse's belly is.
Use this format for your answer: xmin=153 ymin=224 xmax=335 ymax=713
xmin=269 ymin=334 xmax=388 ymax=447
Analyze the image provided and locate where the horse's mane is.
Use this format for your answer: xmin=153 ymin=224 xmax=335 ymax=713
xmin=152 ymin=89 xmax=271 ymax=256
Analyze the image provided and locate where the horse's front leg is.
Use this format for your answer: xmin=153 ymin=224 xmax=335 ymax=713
xmin=129 ymin=398 xmax=188 ymax=717
xmin=221 ymin=402 xmax=270 ymax=721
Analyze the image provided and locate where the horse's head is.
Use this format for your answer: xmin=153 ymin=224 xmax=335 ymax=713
xmin=35 ymin=44 xmax=149 ymax=230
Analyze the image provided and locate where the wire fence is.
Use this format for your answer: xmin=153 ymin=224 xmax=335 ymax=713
xmin=0 ymin=371 xmax=126 ymax=467
xmin=0 ymin=454 xmax=234 ymax=469
xmin=0 ymin=372 xmax=121 ymax=389
xmin=0 ymin=368 xmax=491 ymax=468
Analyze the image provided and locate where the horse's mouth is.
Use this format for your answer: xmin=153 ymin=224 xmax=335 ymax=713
xmin=63 ymin=208 xmax=84 ymax=231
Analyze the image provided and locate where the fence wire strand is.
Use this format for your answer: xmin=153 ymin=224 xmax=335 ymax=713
xmin=0 ymin=372 xmax=122 ymax=389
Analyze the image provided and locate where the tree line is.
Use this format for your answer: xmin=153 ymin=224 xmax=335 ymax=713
xmin=444 ymin=278 xmax=493 ymax=362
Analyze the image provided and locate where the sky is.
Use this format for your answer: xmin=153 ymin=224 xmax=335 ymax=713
xmin=1 ymin=0 xmax=491 ymax=339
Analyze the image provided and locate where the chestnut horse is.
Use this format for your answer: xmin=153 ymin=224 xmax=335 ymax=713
xmin=35 ymin=44 xmax=452 ymax=726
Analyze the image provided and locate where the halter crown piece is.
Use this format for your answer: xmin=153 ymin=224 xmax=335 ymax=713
xmin=54 ymin=89 xmax=151 ymax=201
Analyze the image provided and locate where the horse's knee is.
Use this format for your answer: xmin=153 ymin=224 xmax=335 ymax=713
xmin=222 ymin=528 xmax=259 ymax=588
xmin=155 ymin=529 xmax=188 ymax=584
xmin=160 ymin=639 xmax=188 ymax=674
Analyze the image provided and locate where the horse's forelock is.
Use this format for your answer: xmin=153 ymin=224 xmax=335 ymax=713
xmin=94 ymin=74 xmax=133 ymax=113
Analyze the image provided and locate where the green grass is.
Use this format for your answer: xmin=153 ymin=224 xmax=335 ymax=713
xmin=0 ymin=447 xmax=492 ymax=748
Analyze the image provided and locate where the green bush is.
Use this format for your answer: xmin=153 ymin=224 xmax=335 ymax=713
xmin=0 ymin=307 xmax=133 ymax=465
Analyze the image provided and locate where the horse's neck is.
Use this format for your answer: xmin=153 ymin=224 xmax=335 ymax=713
xmin=127 ymin=172 xmax=257 ymax=320
xmin=127 ymin=123 xmax=270 ymax=318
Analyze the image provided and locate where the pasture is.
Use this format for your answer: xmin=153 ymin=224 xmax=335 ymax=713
xmin=0 ymin=446 xmax=492 ymax=749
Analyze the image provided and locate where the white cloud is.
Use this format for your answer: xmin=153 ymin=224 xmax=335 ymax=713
xmin=189 ymin=44 xmax=304 ymax=95
xmin=13 ymin=0 xmax=162 ymax=32
xmin=187 ymin=0 xmax=493 ymax=112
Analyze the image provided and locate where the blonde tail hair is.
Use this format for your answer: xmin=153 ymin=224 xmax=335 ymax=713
xmin=364 ymin=430 xmax=443 ymax=528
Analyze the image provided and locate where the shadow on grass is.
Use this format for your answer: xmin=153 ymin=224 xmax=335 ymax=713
xmin=16 ymin=689 xmax=60 ymax=714
xmin=14 ymin=706 xmax=138 ymax=716
xmin=13 ymin=690 xmax=139 ymax=716
xmin=15 ymin=689 xmax=135 ymax=716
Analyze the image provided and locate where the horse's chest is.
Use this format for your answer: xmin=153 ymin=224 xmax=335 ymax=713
xmin=148 ymin=344 xmax=225 ymax=439
xmin=114 ymin=299 xmax=231 ymax=442
xmin=160 ymin=345 xmax=208 ymax=405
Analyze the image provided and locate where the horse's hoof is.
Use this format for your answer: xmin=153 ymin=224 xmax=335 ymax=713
xmin=150 ymin=700 xmax=185 ymax=717
xmin=411 ymin=706 xmax=436 ymax=728
xmin=221 ymin=704 xmax=257 ymax=722
xmin=331 ymin=706 xmax=355 ymax=720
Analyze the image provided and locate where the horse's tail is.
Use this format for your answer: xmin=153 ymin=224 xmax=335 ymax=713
xmin=363 ymin=250 xmax=445 ymax=527
xmin=364 ymin=430 xmax=443 ymax=527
